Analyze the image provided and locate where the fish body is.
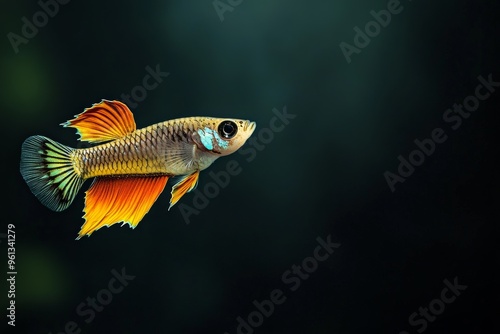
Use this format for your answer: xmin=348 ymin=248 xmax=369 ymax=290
xmin=20 ymin=100 xmax=256 ymax=238
xmin=72 ymin=117 xmax=248 ymax=178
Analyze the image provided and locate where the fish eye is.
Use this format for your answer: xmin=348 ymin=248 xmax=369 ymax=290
xmin=218 ymin=121 xmax=237 ymax=139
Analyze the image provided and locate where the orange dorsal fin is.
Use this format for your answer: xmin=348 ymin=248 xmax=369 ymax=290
xmin=77 ymin=175 xmax=169 ymax=239
xmin=62 ymin=100 xmax=136 ymax=143
xmin=168 ymin=171 xmax=199 ymax=210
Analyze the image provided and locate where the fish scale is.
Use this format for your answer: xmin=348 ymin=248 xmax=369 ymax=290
xmin=71 ymin=118 xmax=210 ymax=179
xmin=73 ymin=124 xmax=166 ymax=178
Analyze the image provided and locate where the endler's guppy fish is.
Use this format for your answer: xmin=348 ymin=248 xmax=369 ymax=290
xmin=20 ymin=100 xmax=256 ymax=239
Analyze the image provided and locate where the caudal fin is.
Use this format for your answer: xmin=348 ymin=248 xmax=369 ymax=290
xmin=20 ymin=135 xmax=85 ymax=211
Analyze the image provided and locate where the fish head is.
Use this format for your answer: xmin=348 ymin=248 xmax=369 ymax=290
xmin=193 ymin=118 xmax=256 ymax=156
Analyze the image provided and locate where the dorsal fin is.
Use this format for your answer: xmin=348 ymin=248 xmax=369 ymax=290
xmin=62 ymin=100 xmax=136 ymax=143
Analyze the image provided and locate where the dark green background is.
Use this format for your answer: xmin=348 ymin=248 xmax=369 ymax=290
xmin=1 ymin=0 xmax=499 ymax=333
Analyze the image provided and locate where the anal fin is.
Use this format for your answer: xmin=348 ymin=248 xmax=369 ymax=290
xmin=77 ymin=175 xmax=169 ymax=239
xmin=169 ymin=171 xmax=199 ymax=210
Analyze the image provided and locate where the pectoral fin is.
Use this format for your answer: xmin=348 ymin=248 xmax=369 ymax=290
xmin=169 ymin=171 xmax=199 ymax=210
xmin=77 ymin=175 xmax=169 ymax=239
xmin=62 ymin=100 xmax=136 ymax=143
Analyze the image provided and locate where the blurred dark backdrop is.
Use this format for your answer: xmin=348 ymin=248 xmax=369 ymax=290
xmin=1 ymin=0 xmax=499 ymax=333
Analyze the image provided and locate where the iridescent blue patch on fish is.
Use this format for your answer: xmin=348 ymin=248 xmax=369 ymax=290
xmin=197 ymin=127 xmax=214 ymax=150
xmin=197 ymin=127 xmax=229 ymax=151
xmin=212 ymin=130 xmax=229 ymax=149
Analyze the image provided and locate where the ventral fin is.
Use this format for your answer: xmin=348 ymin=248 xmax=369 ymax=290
xmin=62 ymin=100 xmax=136 ymax=143
xmin=77 ymin=175 xmax=169 ymax=239
xmin=169 ymin=171 xmax=199 ymax=210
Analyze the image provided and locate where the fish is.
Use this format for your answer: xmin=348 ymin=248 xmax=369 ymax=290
xmin=20 ymin=100 xmax=256 ymax=239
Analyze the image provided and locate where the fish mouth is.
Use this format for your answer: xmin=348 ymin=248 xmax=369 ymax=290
xmin=245 ymin=121 xmax=256 ymax=134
